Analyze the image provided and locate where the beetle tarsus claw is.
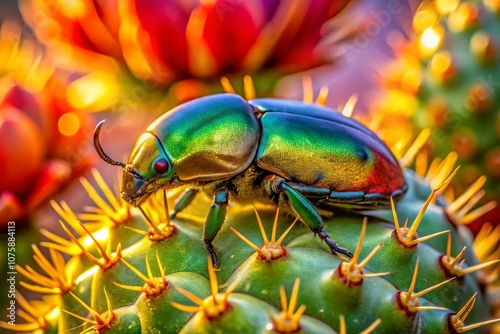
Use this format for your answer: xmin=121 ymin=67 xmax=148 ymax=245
xmin=317 ymin=230 xmax=353 ymax=258
xmin=204 ymin=241 xmax=220 ymax=269
xmin=336 ymin=247 xmax=354 ymax=258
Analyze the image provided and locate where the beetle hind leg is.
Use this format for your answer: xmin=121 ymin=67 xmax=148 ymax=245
xmin=269 ymin=177 xmax=353 ymax=258
xmin=317 ymin=230 xmax=353 ymax=257
xmin=204 ymin=240 xmax=219 ymax=270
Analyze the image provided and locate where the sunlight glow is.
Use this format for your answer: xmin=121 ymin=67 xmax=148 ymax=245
xmin=67 ymin=73 xmax=118 ymax=111
xmin=82 ymin=228 xmax=109 ymax=248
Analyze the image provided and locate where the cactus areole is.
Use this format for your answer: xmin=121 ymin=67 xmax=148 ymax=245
xmin=94 ymin=94 xmax=407 ymax=266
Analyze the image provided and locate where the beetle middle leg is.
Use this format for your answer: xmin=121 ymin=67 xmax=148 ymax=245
xmin=170 ymin=189 xmax=199 ymax=219
xmin=269 ymin=177 xmax=353 ymax=258
xmin=202 ymin=187 xmax=229 ymax=269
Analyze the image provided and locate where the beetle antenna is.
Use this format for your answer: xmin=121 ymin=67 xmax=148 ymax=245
xmin=94 ymin=120 xmax=126 ymax=168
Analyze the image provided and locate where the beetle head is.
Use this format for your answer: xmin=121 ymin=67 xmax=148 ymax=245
xmin=94 ymin=121 xmax=180 ymax=207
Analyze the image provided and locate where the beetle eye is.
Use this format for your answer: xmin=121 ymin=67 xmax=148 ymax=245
xmin=153 ymin=158 xmax=169 ymax=174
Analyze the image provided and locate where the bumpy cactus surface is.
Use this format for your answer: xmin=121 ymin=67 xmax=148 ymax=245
xmin=375 ymin=0 xmax=500 ymax=203
xmin=3 ymin=153 xmax=499 ymax=333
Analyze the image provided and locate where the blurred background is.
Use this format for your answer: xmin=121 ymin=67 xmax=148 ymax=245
xmin=0 ymin=0 xmax=499 ymax=301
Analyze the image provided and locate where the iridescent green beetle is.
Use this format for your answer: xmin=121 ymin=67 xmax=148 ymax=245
xmin=94 ymin=94 xmax=407 ymax=267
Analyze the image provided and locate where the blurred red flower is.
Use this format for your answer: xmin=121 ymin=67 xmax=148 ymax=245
xmin=0 ymin=22 xmax=93 ymax=228
xmin=22 ymin=0 xmax=350 ymax=85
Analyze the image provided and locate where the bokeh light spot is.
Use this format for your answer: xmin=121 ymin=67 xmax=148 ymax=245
xmin=436 ymin=0 xmax=459 ymax=14
xmin=58 ymin=112 xmax=80 ymax=137
xmin=431 ymin=51 xmax=455 ymax=81
xmin=447 ymin=3 xmax=479 ymax=32
xmin=419 ymin=27 xmax=442 ymax=55
xmin=470 ymin=31 xmax=497 ymax=63
xmin=413 ymin=9 xmax=438 ymax=33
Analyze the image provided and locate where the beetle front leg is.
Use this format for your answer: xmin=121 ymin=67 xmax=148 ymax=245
xmin=170 ymin=189 xmax=199 ymax=218
xmin=270 ymin=178 xmax=353 ymax=258
xmin=202 ymin=187 xmax=229 ymax=268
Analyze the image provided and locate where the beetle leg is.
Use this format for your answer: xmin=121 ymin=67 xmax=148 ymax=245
xmin=271 ymin=178 xmax=353 ymax=258
xmin=202 ymin=187 xmax=229 ymax=268
xmin=170 ymin=189 xmax=199 ymax=218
